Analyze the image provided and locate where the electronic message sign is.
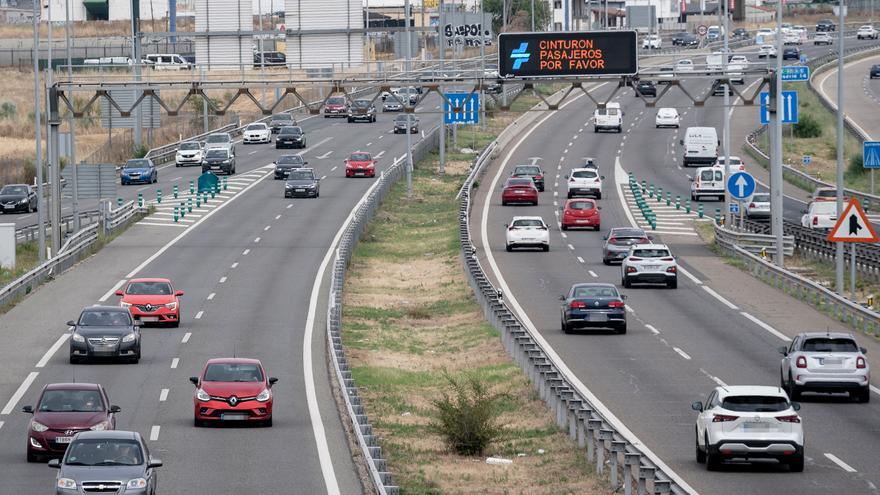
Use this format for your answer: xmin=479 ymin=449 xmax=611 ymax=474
xmin=498 ymin=31 xmax=639 ymax=78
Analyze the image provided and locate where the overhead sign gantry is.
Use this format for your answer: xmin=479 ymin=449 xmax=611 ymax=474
xmin=498 ymin=31 xmax=639 ymax=78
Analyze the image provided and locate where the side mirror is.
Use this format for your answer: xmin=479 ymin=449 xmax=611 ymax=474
xmin=304 ymin=161 xmax=309 ymax=164
xmin=691 ymin=401 xmax=704 ymax=412
xmin=66 ymin=320 xmax=76 ymax=327
xmin=110 ymin=405 xmax=121 ymax=413
xmin=48 ymin=459 xmax=61 ymax=469
xmin=801 ymin=209 xmax=809 ymax=214
xmin=790 ymin=402 xmax=801 ymax=411
xmin=189 ymin=377 xmax=199 ymax=386
xmin=504 ymin=223 xmax=509 ymax=228
xmin=114 ymin=290 xmax=124 ymax=296
xmin=175 ymin=290 xmax=184 ymax=297
xmin=598 ymin=206 xmax=603 ymax=210
xmin=679 ymin=139 xmax=684 ymax=145
xmin=689 ymin=177 xmax=695 ymax=182
xmin=860 ymin=347 xmax=868 ymax=354
xmin=603 ymin=234 xmax=608 ymax=240
xmin=558 ymin=295 xmax=566 ymax=301
xmin=564 ymin=174 xmax=569 ymax=179
xmin=778 ymin=346 xmax=788 ymax=356
xmin=601 ymin=176 xmax=606 ymax=180
xmin=647 ymin=235 xmax=655 ymax=241
xmin=272 ymin=161 xmax=276 ymax=165
xmin=268 ymin=377 xmax=279 ymax=386
xmin=620 ymin=294 xmax=627 ymax=300
xmin=148 ymin=459 xmax=163 ymax=469
xmin=22 ymin=405 xmax=33 ymax=414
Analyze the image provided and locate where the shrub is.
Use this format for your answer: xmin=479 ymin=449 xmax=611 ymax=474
xmin=132 ymin=144 xmax=150 ymax=159
xmin=431 ymin=372 xmax=505 ymax=456
xmin=847 ymin=154 xmax=864 ymax=178
xmin=0 ymin=101 xmax=16 ymax=119
xmin=793 ymin=114 xmax=821 ymax=139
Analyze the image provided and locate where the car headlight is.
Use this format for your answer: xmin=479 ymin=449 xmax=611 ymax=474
xmin=120 ymin=301 xmax=132 ymax=308
xmin=285 ymin=183 xmax=293 ymax=189
xmin=222 ymin=160 xmax=231 ymax=164
xmin=126 ymin=478 xmax=147 ymax=489
xmin=164 ymin=302 xmax=178 ymax=310
xmin=121 ymin=332 xmax=137 ymax=343
xmin=57 ymin=478 xmax=77 ymax=490
xmin=256 ymin=388 xmax=271 ymax=402
xmin=18 ymin=198 xmax=27 ymax=204
xmin=31 ymin=420 xmax=49 ymax=432
xmin=71 ymin=333 xmax=85 ymax=343
xmin=196 ymin=388 xmax=210 ymax=401
xmin=90 ymin=420 xmax=110 ymax=431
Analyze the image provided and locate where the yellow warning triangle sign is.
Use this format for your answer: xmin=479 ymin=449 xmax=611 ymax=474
xmin=826 ymin=198 xmax=880 ymax=243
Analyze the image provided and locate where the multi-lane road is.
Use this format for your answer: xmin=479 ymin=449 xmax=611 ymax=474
xmin=817 ymin=51 xmax=880 ymax=140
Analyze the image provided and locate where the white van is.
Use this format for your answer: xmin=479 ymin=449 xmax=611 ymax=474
xmin=690 ymin=166 xmax=725 ymax=201
xmin=681 ymin=126 xmax=719 ymax=167
xmin=143 ymin=53 xmax=191 ymax=70
xmin=592 ymin=102 xmax=622 ymax=133
xmin=801 ymin=201 xmax=839 ymax=230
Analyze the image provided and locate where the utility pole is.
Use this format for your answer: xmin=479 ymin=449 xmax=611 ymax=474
xmin=65 ymin=0 xmax=79 ymax=232
xmin=722 ymin=0 xmax=730 ymax=226
xmin=531 ymin=0 xmax=535 ymax=31
xmin=835 ymin=0 xmax=845 ymax=293
xmin=771 ymin=0 xmax=784 ymax=267
xmin=258 ymin=0 xmax=265 ymax=106
xmin=32 ymin=0 xmax=45 ymax=261
xmin=47 ymin=0 xmax=60 ymax=256
xmin=132 ymin=0 xmax=143 ymax=152
xmin=405 ymin=0 xmax=413 ymax=198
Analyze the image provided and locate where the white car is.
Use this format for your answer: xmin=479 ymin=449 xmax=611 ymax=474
xmin=714 ymin=156 xmax=745 ymax=175
xmin=381 ymin=87 xmax=401 ymax=101
xmin=693 ymin=386 xmax=804 ymax=472
xmin=758 ymin=45 xmax=777 ymax=58
xmin=382 ymin=99 xmax=403 ymax=112
xmin=801 ymin=201 xmax=839 ymax=230
xmin=175 ymin=141 xmax=204 ymax=167
xmin=783 ymin=32 xmax=801 ymax=45
xmin=621 ymin=243 xmax=677 ymax=288
xmin=779 ymin=332 xmax=870 ymax=402
xmin=657 ymin=66 xmax=675 ymax=83
xmin=675 ymin=59 xmax=694 ymax=72
xmin=642 ymin=35 xmax=662 ymax=49
xmin=813 ymin=32 xmax=833 ymax=45
xmin=505 ymin=216 xmax=550 ymax=252
xmin=727 ymin=55 xmax=748 ymax=84
xmin=242 ymin=123 xmax=271 ymax=144
xmin=655 ymin=107 xmax=680 ymax=128
xmin=744 ymin=192 xmax=771 ymax=219
xmin=857 ymin=25 xmax=879 ymax=40
xmin=690 ymin=166 xmax=725 ymax=201
xmin=566 ymin=167 xmax=603 ymax=199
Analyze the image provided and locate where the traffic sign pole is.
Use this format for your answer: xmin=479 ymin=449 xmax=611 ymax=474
xmin=771 ymin=10 xmax=785 ymax=268
xmin=836 ymin=0 xmax=846 ymax=294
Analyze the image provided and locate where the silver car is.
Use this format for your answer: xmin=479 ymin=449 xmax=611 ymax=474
xmin=745 ymin=192 xmax=770 ymax=219
xmin=602 ymin=227 xmax=651 ymax=265
xmin=779 ymin=332 xmax=870 ymax=402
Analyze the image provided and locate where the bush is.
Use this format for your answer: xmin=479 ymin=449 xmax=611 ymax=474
xmin=0 ymin=101 xmax=16 ymax=119
xmin=793 ymin=114 xmax=822 ymax=139
xmin=431 ymin=372 xmax=505 ymax=456
xmin=847 ymin=154 xmax=864 ymax=178
xmin=132 ymin=144 xmax=150 ymax=159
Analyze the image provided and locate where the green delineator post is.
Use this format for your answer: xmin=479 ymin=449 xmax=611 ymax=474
xmin=675 ymin=195 xmax=681 ymax=209
xmin=196 ymin=195 xmax=201 ymax=208
xmin=714 ymin=208 xmax=721 ymax=224
xmin=686 ymin=199 xmax=692 ymax=214
xmin=187 ymin=197 xmax=193 ymax=213
xmin=180 ymin=201 xmax=185 ymax=218
xmin=137 ymin=192 xmax=143 ymax=209
xmin=666 ymin=191 xmax=671 ymax=206
xmin=649 ymin=185 xmax=655 ymax=197
xmin=223 ymin=178 xmax=228 ymax=190
xmin=173 ymin=184 xmax=178 ymax=199
xmin=117 ymin=198 xmax=123 ymax=207
xmin=189 ymin=180 xmax=195 ymax=195
xmin=157 ymin=189 xmax=162 ymax=204
xmin=173 ymin=206 xmax=179 ymax=223
xmin=698 ymin=204 xmax=704 ymax=218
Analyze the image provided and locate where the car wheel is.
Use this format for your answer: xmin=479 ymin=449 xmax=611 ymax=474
xmin=561 ymin=224 xmax=568 ymax=231
xmin=788 ymin=454 xmax=805 ymax=472
xmin=596 ymin=193 xmax=602 ymax=200
xmin=854 ymin=387 xmax=871 ymax=403
xmin=594 ymin=126 xmax=598 ymax=133
xmin=263 ymin=417 xmax=273 ymax=427
xmin=788 ymin=374 xmax=802 ymax=400
xmin=566 ymin=192 xmax=572 ymax=199
xmin=623 ymin=276 xmax=632 ymax=288
xmin=668 ymin=278 xmax=678 ymax=289
xmin=69 ymin=354 xmax=80 ymax=364
xmin=603 ymin=258 xmax=610 ymax=265
xmin=705 ymin=446 xmax=720 ymax=471
xmin=542 ymin=245 xmax=549 ymax=252
xmin=695 ymin=428 xmax=706 ymax=464
xmin=561 ymin=319 xmax=571 ymax=334
xmin=594 ymin=225 xmax=601 ymax=231
xmin=506 ymin=244 xmax=512 ymax=252
xmin=170 ymin=320 xmax=180 ymax=328
xmin=194 ymin=417 xmax=205 ymax=427
xmin=27 ymin=451 xmax=41 ymax=463
xmin=616 ymin=323 xmax=627 ymax=334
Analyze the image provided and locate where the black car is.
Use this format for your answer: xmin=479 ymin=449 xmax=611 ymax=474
xmin=348 ymin=99 xmax=377 ymax=123
xmin=268 ymin=113 xmax=296 ymax=133
xmin=511 ymin=164 xmax=545 ymax=191
xmin=732 ymin=28 xmax=749 ymax=39
xmin=559 ymin=283 xmax=627 ymax=334
xmin=273 ymin=154 xmax=307 ymax=179
xmin=393 ymin=115 xmax=419 ymax=134
xmin=711 ymin=79 xmax=734 ymax=96
xmin=201 ymin=148 xmax=236 ymax=175
xmin=253 ymin=51 xmax=286 ymax=67
xmin=275 ymin=126 xmax=306 ymax=149
xmin=671 ymin=32 xmax=688 ymax=45
xmin=0 ymin=184 xmax=37 ymax=213
xmin=284 ymin=168 xmax=320 ymax=198
xmin=783 ymin=47 xmax=800 ymax=60
xmin=871 ymin=65 xmax=880 ymax=79
xmin=49 ymin=431 xmax=161 ymax=495
xmin=680 ymin=33 xmax=699 ymax=47
xmin=635 ymin=80 xmax=657 ymax=97
xmin=816 ymin=19 xmax=836 ymax=32
xmin=68 ymin=306 xmax=141 ymax=363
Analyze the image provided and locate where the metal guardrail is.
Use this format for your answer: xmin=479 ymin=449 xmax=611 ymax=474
xmin=325 ymin=125 xmax=441 ymax=495
xmin=715 ymin=221 xmax=794 ymax=256
xmin=144 ymin=123 xmax=239 ymax=166
xmin=15 ymin=209 xmax=102 ymax=245
xmin=714 ymin=222 xmax=880 ymax=338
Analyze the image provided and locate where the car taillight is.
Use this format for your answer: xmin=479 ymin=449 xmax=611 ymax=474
xmin=570 ymin=177 xmax=576 ymax=182
xmin=666 ymin=266 xmax=677 ymax=273
xmin=508 ymin=226 xmax=516 ymax=231
xmin=775 ymin=414 xmax=801 ymax=423
xmin=661 ymin=257 xmax=674 ymax=261
xmin=535 ymin=175 xmax=543 ymax=180
xmin=712 ymin=414 xmax=738 ymax=422
xmin=608 ymin=301 xmax=625 ymax=308
xmin=857 ymin=356 xmax=867 ymax=369
xmin=813 ymin=217 xmax=819 ymax=226
xmin=626 ymin=266 xmax=637 ymax=273
xmin=570 ymin=301 xmax=587 ymax=309
xmin=749 ymin=203 xmax=756 ymax=208
xmin=796 ymin=356 xmax=807 ymax=368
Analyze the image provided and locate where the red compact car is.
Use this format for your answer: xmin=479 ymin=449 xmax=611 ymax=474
xmin=345 ymin=151 xmax=376 ymax=178
xmin=190 ymin=358 xmax=278 ymax=427
xmin=117 ymin=278 xmax=183 ymax=327
xmin=501 ymin=177 xmax=539 ymax=206
xmin=22 ymin=383 xmax=120 ymax=462
xmin=561 ymin=199 xmax=601 ymax=231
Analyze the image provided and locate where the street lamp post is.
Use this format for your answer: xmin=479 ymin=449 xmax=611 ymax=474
xmin=835 ymin=0 xmax=846 ymax=293
xmin=33 ymin=0 xmax=45 ymax=261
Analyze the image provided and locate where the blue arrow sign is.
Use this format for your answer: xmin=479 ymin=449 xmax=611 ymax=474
xmin=800 ymin=54 xmax=808 ymax=64
xmin=444 ymin=92 xmax=479 ymax=125
xmin=727 ymin=171 xmax=756 ymax=200
xmin=864 ymin=141 xmax=880 ymax=169
xmin=781 ymin=66 xmax=810 ymax=82
xmin=760 ymin=91 xmax=798 ymax=125
xmin=729 ymin=202 xmax=740 ymax=214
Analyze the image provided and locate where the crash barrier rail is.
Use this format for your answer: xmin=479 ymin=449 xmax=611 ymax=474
xmin=714 ymin=221 xmax=795 ymax=256
xmin=103 ymin=200 xmax=141 ymax=234
xmin=714 ymin=221 xmax=880 ymax=338
xmin=458 ymin=122 xmax=694 ymax=495
xmin=325 ymin=125 xmax=441 ymax=495
xmin=15 ymin=209 xmax=102 ymax=245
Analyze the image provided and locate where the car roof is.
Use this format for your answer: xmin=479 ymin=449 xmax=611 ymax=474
xmin=81 ymin=305 xmax=128 ymax=313
xmin=797 ymin=331 xmax=856 ymax=340
xmin=631 ymin=243 xmax=670 ymax=250
xmin=128 ymin=278 xmax=171 ymax=283
xmin=75 ymin=430 xmax=140 ymax=441
xmin=609 ymin=227 xmax=645 ymax=235
xmin=349 ymin=151 xmax=371 ymax=157
xmin=44 ymin=382 xmax=102 ymax=391
xmin=205 ymin=357 xmax=263 ymax=366
xmin=717 ymin=385 xmax=787 ymax=398
xmin=569 ymin=167 xmax=598 ymax=173
xmin=511 ymin=216 xmax=545 ymax=222
xmin=571 ymin=282 xmax=617 ymax=290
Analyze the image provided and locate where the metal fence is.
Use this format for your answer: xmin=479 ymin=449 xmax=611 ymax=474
xmin=15 ymin=209 xmax=102 ymax=245
xmin=715 ymin=221 xmax=794 ymax=256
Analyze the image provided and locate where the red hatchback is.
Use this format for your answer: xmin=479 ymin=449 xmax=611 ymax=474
xmin=190 ymin=358 xmax=278 ymax=427
xmin=22 ymin=383 xmax=120 ymax=462
xmin=501 ymin=177 xmax=539 ymax=206
xmin=561 ymin=199 xmax=601 ymax=231
xmin=117 ymin=278 xmax=183 ymax=327
xmin=345 ymin=151 xmax=376 ymax=178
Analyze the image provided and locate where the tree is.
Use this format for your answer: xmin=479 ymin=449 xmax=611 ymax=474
xmin=484 ymin=0 xmax=551 ymax=33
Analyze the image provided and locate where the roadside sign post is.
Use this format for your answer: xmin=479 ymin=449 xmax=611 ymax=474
xmin=760 ymin=91 xmax=798 ymax=125
xmin=727 ymin=172 xmax=756 ymax=233
xmin=863 ymin=141 xmax=880 ymax=195
xmin=827 ymin=199 xmax=880 ymax=299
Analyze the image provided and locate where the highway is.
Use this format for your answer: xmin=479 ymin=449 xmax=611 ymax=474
xmin=0 ymin=94 xmax=443 ymax=492
xmin=470 ymin=41 xmax=880 ymax=494
xmin=816 ymin=52 xmax=880 ymax=140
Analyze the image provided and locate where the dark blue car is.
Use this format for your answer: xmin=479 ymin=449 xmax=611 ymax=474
xmin=560 ymin=283 xmax=627 ymax=334
xmin=120 ymin=158 xmax=157 ymax=185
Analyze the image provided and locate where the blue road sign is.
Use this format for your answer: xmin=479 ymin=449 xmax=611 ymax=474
xmin=800 ymin=54 xmax=808 ymax=64
xmin=864 ymin=141 xmax=880 ymax=169
xmin=727 ymin=171 xmax=756 ymax=200
xmin=760 ymin=91 xmax=798 ymax=125
xmin=781 ymin=66 xmax=810 ymax=82
xmin=729 ymin=202 xmax=740 ymax=214
xmin=443 ymin=92 xmax=479 ymax=125
xmin=803 ymin=155 xmax=812 ymax=165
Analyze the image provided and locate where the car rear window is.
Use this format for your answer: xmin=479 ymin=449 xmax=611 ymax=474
xmin=568 ymin=201 xmax=594 ymax=210
xmin=39 ymin=390 xmax=104 ymax=412
xmin=700 ymin=170 xmax=715 ymax=181
xmin=246 ymin=124 xmax=266 ymax=130
xmin=126 ymin=281 xmax=172 ymax=295
xmin=721 ymin=395 xmax=789 ymax=412
xmin=596 ymin=108 xmax=619 ymax=116
xmin=573 ymin=286 xmax=619 ymax=298
xmin=511 ymin=219 xmax=545 ymax=228
xmin=79 ymin=310 xmax=132 ymax=326
xmin=811 ymin=202 xmax=838 ymax=214
xmin=206 ymin=134 xmax=229 ymax=143
xmin=204 ymin=363 xmax=264 ymax=382
xmin=802 ymin=338 xmax=859 ymax=352
xmin=752 ymin=194 xmax=770 ymax=202
xmin=327 ymin=97 xmax=346 ymax=105
xmin=507 ymin=178 xmax=533 ymax=186
xmin=632 ymin=248 xmax=670 ymax=258
xmin=612 ymin=229 xmax=646 ymax=238
xmin=272 ymin=114 xmax=292 ymax=121
xmin=572 ymin=170 xmax=597 ymax=179
xmin=815 ymin=189 xmax=836 ymax=198
xmin=350 ymin=153 xmax=371 ymax=161
xmin=514 ymin=166 xmax=541 ymax=175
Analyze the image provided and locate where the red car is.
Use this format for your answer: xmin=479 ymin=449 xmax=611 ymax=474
xmin=501 ymin=177 xmax=539 ymax=206
xmin=117 ymin=278 xmax=183 ymax=327
xmin=324 ymin=96 xmax=348 ymax=117
xmin=561 ymin=199 xmax=601 ymax=231
xmin=345 ymin=151 xmax=377 ymax=178
xmin=190 ymin=358 xmax=278 ymax=427
xmin=22 ymin=383 xmax=120 ymax=462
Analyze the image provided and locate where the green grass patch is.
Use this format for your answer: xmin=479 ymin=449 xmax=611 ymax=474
xmin=0 ymin=241 xmax=42 ymax=286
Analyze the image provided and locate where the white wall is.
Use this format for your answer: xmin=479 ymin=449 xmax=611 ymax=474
xmin=195 ymin=0 xmax=251 ymax=70
xmin=286 ymin=0 xmax=363 ymax=69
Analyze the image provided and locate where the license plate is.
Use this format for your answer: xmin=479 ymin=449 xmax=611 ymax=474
xmin=516 ymin=190 xmax=525 ymax=194
xmin=211 ymin=166 xmax=220 ymax=169
xmin=220 ymin=413 xmax=249 ymax=421
xmin=295 ymin=189 xmax=305 ymax=192
xmin=140 ymin=316 xmax=159 ymax=322
xmin=55 ymin=437 xmax=74 ymax=444
xmin=3 ymin=205 xmax=13 ymax=209
xmin=577 ymin=219 xmax=588 ymax=223
xmin=355 ymin=173 xmax=364 ymax=176
xmin=643 ymin=265 xmax=660 ymax=271
xmin=743 ymin=422 xmax=770 ymax=431
xmin=588 ymin=313 xmax=607 ymax=322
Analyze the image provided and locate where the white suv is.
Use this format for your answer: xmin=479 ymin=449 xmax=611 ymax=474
xmin=505 ymin=216 xmax=550 ymax=252
xmin=566 ymin=168 xmax=603 ymax=199
xmin=692 ymin=386 xmax=804 ymax=472
xmin=779 ymin=332 xmax=870 ymax=403
xmin=857 ymin=25 xmax=879 ymax=40
xmin=642 ymin=35 xmax=661 ymax=49
xmin=621 ymin=244 xmax=678 ymax=289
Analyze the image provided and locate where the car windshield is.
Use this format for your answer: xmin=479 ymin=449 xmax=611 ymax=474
xmin=572 ymin=170 xmax=598 ymax=179
xmin=717 ymin=157 xmax=741 ymax=165
xmin=507 ymin=178 xmax=532 ymax=187
xmin=350 ymin=153 xmax=371 ymax=161
xmin=206 ymin=149 xmax=228 ymax=159
xmin=721 ymin=395 xmax=789 ymax=412
xmin=272 ymin=114 xmax=292 ymax=121
xmin=394 ymin=115 xmax=411 ymax=122
xmin=65 ymin=439 xmax=143 ymax=466
xmin=802 ymin=338 xmax=859 ymax=352
xmin=287 ymin=170 xmax=315 ymax=180
xmin=126 ymin=281 xmax=172 ymax=295
xmin=280 ymin=127 xmax=302 ymax=135
xmin=179 ymin=142 xmax=200 ymax=151
xmin=0 ymin=185 xmax=27 ymax=195
xmin=596 ymin=108 xmax=619 ymax=116
xmin=511 ymin=219 xmax=545 ymax=228
xmin=124 ymin=160 xmax=149 ymax=169
xmin=327 ymin=97 xmax=346 ymax=105
xmin=38 ymin=390 xmax=104 ymax=412
xmin=246 ymin=124 xmax=266 ymax=131
xmin=206 ymin=134 xmax=229 ymax=143
xmin=568 ymin=201 xmax=594 ymax=211
xmin=573 ymin=286 xmax=619 ymax=298
xmin=353 ymin=100 xmax=371 ymax=107
xmin=514 ymin=166 xmax=540 ymax=175
xmin=78 ymin=310 xmax=132 ymax=326
xmin=204 ymin=363 xmax=264 ymax=382
xmin=277 ymin=155 xmax=304 ymax=165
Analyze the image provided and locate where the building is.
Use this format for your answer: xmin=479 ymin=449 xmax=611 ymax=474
xmin=41 ymin=0 xmax=175 ymax=22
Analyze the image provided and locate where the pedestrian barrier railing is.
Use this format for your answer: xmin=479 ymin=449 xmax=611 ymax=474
xmin=324 ymin=125 xmax=441 ymax=495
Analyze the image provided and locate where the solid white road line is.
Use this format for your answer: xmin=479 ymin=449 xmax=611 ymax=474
xmin=181 ymin=332 xmax=192 ymax=343
xmin=824 ymin=453 xmax=858 ymax=473
xmin=1 ymin=372 xmax=39 ymax=415
xmin=375 ymin=150 xmax=386 ymax=159
xmin=159 ymin=389 xmax=169 ymax=402
xmin=673 ymin=347 xmax=692 ymax=360
xmin=36 ymin=334 xmax=70 ymax=368
xmin=219 ymin=277 xmax=227 ymax=283
xmin=871 ymin=385 xmax=880 ymax=396
xmin=149 ymin=425 xmax=160 ymax=441
xmin=645 ymin=324 xmax=660 ymax=335
xmin=677 ymin=266 xmax=703 ymax=285
xmin=701 ymin=286 xmax=739 ymax=310
xmin=99 ymin=279 xmax=128 ymax=302
xmin=171 ymin=358 xmax=179 ymax=369
xmin=207 ymin=293 xmax=215 ymax=300
xmin=194 ymin=311 xmax=203 ymax=320
xmin=0 ymin=421 xmax=4 ymax=431
xmin=739 ymin=312 xmax=792 ymax=342
xmin=711 ymin=376 xmax=728 ymax=387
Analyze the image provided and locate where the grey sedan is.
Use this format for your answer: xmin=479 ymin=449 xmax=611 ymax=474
xmin=602 ymin=227 xmax=651 ymax=265
xmin=68 ymin=306 xmax=141 ymax=364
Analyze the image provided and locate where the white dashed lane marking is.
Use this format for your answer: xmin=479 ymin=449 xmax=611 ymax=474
xmin=181 ymin=332 xmax=192 ymax=343
xmin=194 ymin=311 xmax=204 ymax=320
xmin=170 ymin=358 xmax=179 ymax=369
xmin=159 ymin=389 xmax=169 ymax=402
xmin=149 ymin=425 xmax=161 ymax=441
